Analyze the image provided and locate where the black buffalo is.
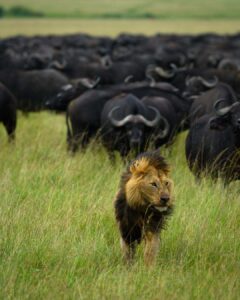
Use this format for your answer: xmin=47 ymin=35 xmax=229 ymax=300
xmin=185 ymin=100 xmax=240 ymax=183
xmin=142 ymin=96 xmax=181 ymax=148
xmin=66 ymin=81 xmax=186 ymax=152
xmin=188 ymin=83 xmax=237 ymax=124
xmin=0 ymin=82 xmax=17 ymax=142
xmin=100 ymin=94 xmax=169 ymax=159
xmin=0 ymin=69 xmax=69 ymax=112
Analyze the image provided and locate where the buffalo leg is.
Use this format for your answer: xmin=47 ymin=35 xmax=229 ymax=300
xmin=3 ymin=117 xmax=16 ymax=143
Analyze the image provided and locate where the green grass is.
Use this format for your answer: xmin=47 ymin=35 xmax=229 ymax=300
xmin=1 ymin=0 xmax=240 ymax=19
xmin=1 ymin=18 xmax=240 ymax=38
xmin=0 ymin=112 xmax=239 ymax=299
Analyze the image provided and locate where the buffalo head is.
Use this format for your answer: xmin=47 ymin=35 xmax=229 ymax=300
xmin=108 ymin=105 xmax=169 ymax=150
xmin=210 ymin=100 xmax=240 ymax=131
xmin=185 ymin=76 xmax=218 ymax=96
xmin=45 ymin=78 xmax=99 ymax=111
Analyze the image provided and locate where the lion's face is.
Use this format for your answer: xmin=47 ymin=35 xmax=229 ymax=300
xmin=125 ymin=157 xmax=174 ymax=210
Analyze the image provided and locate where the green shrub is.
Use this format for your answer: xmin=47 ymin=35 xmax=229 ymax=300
xmin=7 ymin=5 xmax=44 ymax=17
xmin=0 ymin=6 xmax=5 ymax=18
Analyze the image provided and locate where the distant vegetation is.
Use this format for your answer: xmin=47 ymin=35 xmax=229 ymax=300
xmin=0 ymin=5 xmax=44 ymax=18
xmin=0 ymin=0 xmax=240 ymax=19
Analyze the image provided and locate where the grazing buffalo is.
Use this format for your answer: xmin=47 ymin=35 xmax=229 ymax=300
xmin=46 ymin=81 xmax=181 ymax=112
xmin=45 ymin=77 xmax=100 ymax=112
xmin=142 ymin=96 xmax=180 ymax=148
xmin=188 ymin=83 xmax=237 ymax=124
xmin=66 ymin=82 xmax=185 ymax=152
xmin=185 ymin=100 xmax=240 ymax=183
xmin=100 ymin=94 xmax=169 ymax=159
xmin=0 ymin=82 xmax=17 ymax=142
xmin=0 ymin=69 xmax=69 ymax=112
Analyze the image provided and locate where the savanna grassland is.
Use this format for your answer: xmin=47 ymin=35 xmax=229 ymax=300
xmin=0 ymin=112 xmax=239 ymax=300
xmin=0 ymin=2 xmax=240 ymax=298
xmin=1 ymin=0 xmax=240 ymax=37
xmin=1 ymin=0 xmax=240 ymax=19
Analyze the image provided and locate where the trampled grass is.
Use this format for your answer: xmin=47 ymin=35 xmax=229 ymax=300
xmin=0 ymin=112 xmax=239 ymax=299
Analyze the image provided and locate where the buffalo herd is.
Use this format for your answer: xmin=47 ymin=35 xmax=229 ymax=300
xmin=0 ymin=32 xmax=240 ymax=183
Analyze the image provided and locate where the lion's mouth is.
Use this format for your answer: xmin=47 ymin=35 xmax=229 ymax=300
xmin=154 ymin=206 xmax=168 ymax=212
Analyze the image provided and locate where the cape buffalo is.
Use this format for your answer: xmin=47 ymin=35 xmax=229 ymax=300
xmin=185 ymin=100 xmax=240 ymax=183
xmin=0 ymin=69 xmax=69 ymax=112
xmin=100 ymin=94 xmax=169 ymax=159
xmin=66 ymin=82 xmax=185 ymax=152
xmin=0 ymin=82 xmax=17 ymax=142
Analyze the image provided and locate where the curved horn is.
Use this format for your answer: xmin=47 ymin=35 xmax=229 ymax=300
xmin=88 ymin=77 xmax=100 ymax=89
xmin=214 ymin=98 xmax=228 ymax=110
xmin=108 ymin=106 xmax=162 ymax=127
xmin=198 ymin=76 xmax=218 ymax=88
xmin=124 ymin=75 xmax=134 ymax=83
xmin=108 ymin=106 xmax=134 ymax=127
xmin=215 ymin=101 xmax=239 ymax=116
xmin=50 ymin=60 xmax=67 ymax=70
xmin=155 ymin=66 xmax=175 ymax=79
xmin=145 ymin=72 xmax=156 ymax=87
xmin=218 ymin=58 xmax=235 ymax=70
xmin=214 ymin=98 xmax=232 ymax=116
xmin=134 ymin=106 xmax=161 ymax=127
xmin=155 ymin=116 xmax=170 ymax=139
xmin=77 ymin=77 xmax=100 ymax=89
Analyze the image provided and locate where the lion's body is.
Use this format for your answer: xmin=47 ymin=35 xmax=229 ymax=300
xmin=114 ymin=151 xmax=174 ymax=266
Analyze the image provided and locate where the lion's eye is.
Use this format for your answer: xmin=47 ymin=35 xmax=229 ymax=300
xmin=150 ymin=182 xmax=158 ymax=188
xmin=165 ymin=181 xmax=170 ymax=187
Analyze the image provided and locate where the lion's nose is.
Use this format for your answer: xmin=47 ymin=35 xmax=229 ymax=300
xmin=160 ymin=196 xmax=169 ymax=204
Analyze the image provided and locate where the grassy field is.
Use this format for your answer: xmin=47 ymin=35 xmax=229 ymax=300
xmin=1 ymin=0 xmax=240 ymax=19
xmin=0 ymin=112 xmax=239 ymax=300
xmin=1 ymin=18 xmax=240 ymax=38
xmin=0 ymin=5 xmax=240 ymax=298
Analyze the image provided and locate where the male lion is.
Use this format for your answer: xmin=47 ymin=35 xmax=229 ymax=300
xmin=114 ymin=151 xmax=174 ymax=266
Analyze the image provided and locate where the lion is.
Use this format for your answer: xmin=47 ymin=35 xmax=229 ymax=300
xmin=114 ymin=151 xmax=174 ymax=266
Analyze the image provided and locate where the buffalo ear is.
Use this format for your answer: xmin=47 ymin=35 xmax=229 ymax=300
xmin=209 ymin=116 xmax=229 ymax=130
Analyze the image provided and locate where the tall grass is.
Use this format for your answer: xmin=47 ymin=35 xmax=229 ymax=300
xmin=0 ymin=112 xmax=239 ymax=299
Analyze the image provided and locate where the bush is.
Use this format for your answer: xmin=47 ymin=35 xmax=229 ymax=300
xmin=0 ymin=6 xmax=5 ymax=18
xmin=7 ymin=5 xmax=44 ymax=17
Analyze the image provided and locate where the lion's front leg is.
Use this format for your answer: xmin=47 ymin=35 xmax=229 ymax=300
xmin=120 ymin=238 xmax=136 ymax=265
xmin=144 ymin=232 xmax=159 ymax=267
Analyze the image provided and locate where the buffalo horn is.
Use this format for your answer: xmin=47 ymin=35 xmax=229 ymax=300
xmin=198 ymin=76 xmax=218 ymax=88
xmin=50 ymin=60 xmax=66 ymax=70
xmin=108 ymin=106 xmax=162 ymax=127
xmin=155 ymin=66 xmax=175 ymax=79
xmin=214 ymin=98 xmax=234 ymax=116
xmin=154 ymin=116 xmax=170 ymax=139
xmin=216 ymin=101 xmax=240 ymax=116
xmin=78 ymin=77 xmax=100 ymax=89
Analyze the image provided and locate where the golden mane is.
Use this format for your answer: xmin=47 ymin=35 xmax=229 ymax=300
xmin=122 ymin=152 xmax=171 ymax=207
